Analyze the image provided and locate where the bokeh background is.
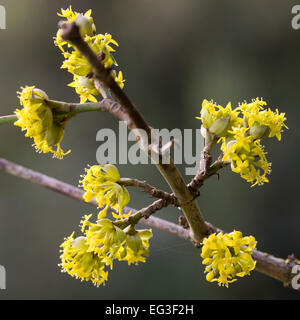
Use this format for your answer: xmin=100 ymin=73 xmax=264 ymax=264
xmin=0 ymin=0 xmax=299 ymax=299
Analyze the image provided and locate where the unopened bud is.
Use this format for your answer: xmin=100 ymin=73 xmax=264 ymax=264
xmin=249 ymin=125 xmax=270 ymax=140
xmin=45 ymin=124 xmax=64 ymax=146
xmin=115 ymin=226 xmax=126 ymax=243
xmin=206 ymin=271 xmax=214 ymax=282
xmin=41 ymin=107 xmax=53 ymax=129
xmin=32 ymin=88 xmax=49 ymax=101
xmin=126 ymin=234 xmax=143 ymax=254
xmin=209 ymin=117 xmax=230 ymax=136
xmin=100 ymin=164 xmax=121 ymax=182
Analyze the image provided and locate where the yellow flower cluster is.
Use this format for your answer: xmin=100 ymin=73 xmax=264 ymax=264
xmin=55 ymin=7 xmax=96 ymax=51
xmin=60 ymin=162 xmax=152 ymax=286
xmin=201 ymin=231 xmax=257 ymax=287
xmin=238 ymin=99 xmax=287 ymax=141
xmin=55 ymin=6 xmax=125 ymax=103
xmin=221 ymin=127 xmax=271 ymax=186
xmin=79 ymin=164 xmax=130 ymax=219
xmin=60 ymin=216 xmax=152 ymax=287
xmin=198 ymin=98 xmax=287 ymax=186
xmin=14 ymin=86 xmax=70 ymax=159
xmin=197 ymin=99 xmax=242 ymax=137
xmin=60 ymin=233 xmax=108 ymax=287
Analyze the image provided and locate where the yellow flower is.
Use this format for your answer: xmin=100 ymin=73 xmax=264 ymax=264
xmin=197 ymin=99 xmax=242 ymax=137
xmin=81 ymin=215 xmax=152 ymax=265
xmin=81 ymin=215 xmax=152 ymax=266
xmin=116 ymin=226 xmax=152 ymax=266
xmin=61 ymin=214 xmax=152 ymax=286
xmin=61 ymin=50 xmax=92 ymax=77
xmin=239 ymin=98 xmax=288 ymax=141
xmin=112 ymin=71 xmax=125 ymax=89
xmin=197 ymin=97 xmax=287 ymax=186
xmin=221 ymin=127 xmax=271 ymax=186
xmin=80 ymin=164 xmax=130 ymax=216
xmin=68 ymin=76 xmax=99 ymax=103
xmin=59 ymin=233 xmax=108 ymax=287
xmin=201 ymin=231 xmax=257 ymax=287
xmin=14 ymin=86 xmax=70 ymax=159
xmin=91 ymin=33 xmax=119 ymax=68
xmin=80 ymin=216 xmax=126 ymax=258
xmin=55 ymin=6 xmax=96 ymax=51
xmin=238 ymin=98 xmax=267 ymax=113
xmin=55 ymin=7 xmax=126 ymax=101
xmin=59 ymin=33 xmax=123 ymax=101
xmin=60 ymin=34 xmax=118 ymax=78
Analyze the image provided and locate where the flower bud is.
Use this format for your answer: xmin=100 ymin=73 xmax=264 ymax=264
xmin=75 ymin=14 xmax=94 ymax=38
xmin=209 ymin=117 xmax=230 ymax=136
xmin=206 ymin=271 xmax=214 ymax=282
xmin=126 ymin=234 xmax=143 ymax=254
xmin=115 ymin=226 xmax=126 ymax=243
xmin=45 ymin=124 xmax=64 ymax=146
xmin=249 ymin=125 xmax=270 ymax=140
xmin=40 ymin=107 xmax=53 ymax=130
xmin=71 ymin=236 xmax=89 ymax=251
xmin=100 ymin=164 xmax=121 ymax=182
xmin=32 ymin=88 xmax=49 ymax=101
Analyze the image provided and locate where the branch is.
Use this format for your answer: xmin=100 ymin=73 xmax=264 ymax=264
xmin=188 ymin=131 xmax=226 ymax=193
xmin=47 ymin=99 xmax=102 ymax=115
xmin=188 ymin=159 xmax=230 ymax=192
xmin=59 ymin=21 xmax=208 ymax=242
xmin=0 ymin=156 xmax=299 ymax=289
xmin=59 ymin=22 xmax=152 ymax=137
xmin=0 ymin=99 xmax=138 ymax=133
xmin=0 ymin=100 xmax=102 ymax=126
xmin=114 ymin=198 xmax=171 ymax=230
xmin=118 ymin=178 xmax=178 ymax=205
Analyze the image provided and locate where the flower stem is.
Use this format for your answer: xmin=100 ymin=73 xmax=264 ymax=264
xmin=0 ymin=115 xmax=17 ymax=125
xmin=0 ymin=100 xmax=102 ymax=126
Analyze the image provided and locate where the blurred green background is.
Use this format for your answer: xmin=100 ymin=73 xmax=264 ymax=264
xmin=0 ymin=0 xmax=299 ymax=299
